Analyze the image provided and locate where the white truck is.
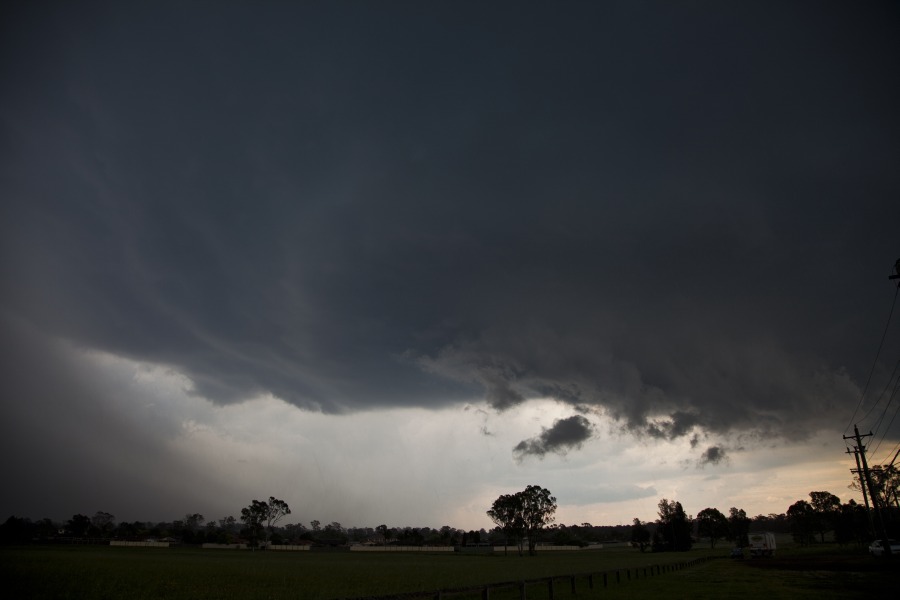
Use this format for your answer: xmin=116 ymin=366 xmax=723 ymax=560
xmin=747 ymin=532 xmax=776 ymax=557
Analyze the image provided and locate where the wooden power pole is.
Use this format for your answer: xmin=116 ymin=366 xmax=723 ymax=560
xmin=844 ymin=426 xmax=892 ymax=556
xmin=846 ymin=446 xmax=875 ymax=537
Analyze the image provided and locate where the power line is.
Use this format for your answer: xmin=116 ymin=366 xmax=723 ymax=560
xmin=859 ymin=357 xmax=900 ymax=427
xmin=845 ymin=282 xmax=899 ymax=434
xmin=871 ymin=373 xmax=900 ymax=461
xmin=865 ymin=357 xmax=900 ymax=432
xmin=875 ymin=438 xmax=900 ymax=469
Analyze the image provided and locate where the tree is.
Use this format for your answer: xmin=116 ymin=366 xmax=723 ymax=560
xmin=808 ymin=491 xmax=840 ymax=543
xmin=240 ymin=497 xmax=291 ymax=548
xmin=834 ymin=500 xmax=868 ymax=546
xmin=487 ymin=493 xmax=525 ymax=555
xmin=487 ymin=485 xmax=557 ymax=556
xmin=376 ymin=524 xmax=389 ymax=546
xmin=67 ymin=514 xmax=91 ymax=537
xmin=438 ymin=525 xmax=454 ymax=544
xmin=874 ymin=464 xmax=900 ymax=509
xmin=219 ymin=516 xmax=237 ymax=531
xmin=0 ymin=516 xmax=34 ymax=544
xmin=851 ymin=463 xmax=900 ymax=511
xmin=179 ymin=513 xmax=205 ymax=543
xmin=787 ymin=500 xmax=814 ymax=546
xmin=520 ymin=485 xmax=557 ymax=555
xmin=91 ymin=511 xmax=115 ymax=536
xmin=696 ymin=508 xmax=728 ymax=548
xmin=630 ymin=518 xmax=651 ymax=552
xmin=183 ymin=513 xmax=205 ymax=531
xmin=324 ymin=521 xmax=348 ymax=544
xmin=727 ymin=507 xmax=750 ymax=547
xmin=654 ymin=499 xmax=692 ymax=551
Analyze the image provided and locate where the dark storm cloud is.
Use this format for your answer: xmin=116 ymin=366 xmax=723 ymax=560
xmin=646 ymin=412 xmax=701 ymax=440
xmin=698 ymin=446 xmax=728 ymax=467
xmin=513 ymin=415 xmax=594 ymax=459
xmin=2 ymin=2 xmax=899 ymax=445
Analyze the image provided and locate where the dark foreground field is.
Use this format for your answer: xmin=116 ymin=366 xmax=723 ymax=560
xmin=2 ymin=544 xmax=896 ymax=600
xmin=594 ymin=549 xmax=897 ymax=600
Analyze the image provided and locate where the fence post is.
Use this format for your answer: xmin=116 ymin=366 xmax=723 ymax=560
xmin=615 ymin=570 xmax=620 ymax=584
xmin=482 ymin=586 xmax=489 ymax=600
xmin=548 ymin=578 xmax=554 ymax=600
xmin=588 ymin=573 xmax=594 ymax=590
xmin=570 ymin=575 xmax=576 ymax=595
xmin=520 ymin=581 xmax=527 ymax=600
xmin=603 ymin=572 xmax=608 ymax=588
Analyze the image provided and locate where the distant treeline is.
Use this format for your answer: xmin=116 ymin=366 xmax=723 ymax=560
xmin=0 ymin=513 xmax=634 ymax=547
xmin=3 ymin=488 xmax=892 ymax=550
xmin=0 ymin=512 xmax=787 ymax=548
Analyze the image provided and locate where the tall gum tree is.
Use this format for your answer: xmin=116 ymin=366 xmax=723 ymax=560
xmin=487 ymin=485 xmax=557 ymax=556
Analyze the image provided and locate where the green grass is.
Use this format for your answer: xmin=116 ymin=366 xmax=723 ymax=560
xmin=1 ymin=544 xmax=895 ymax=600
xmin=590 ymin=548 xmax=897 ymax=600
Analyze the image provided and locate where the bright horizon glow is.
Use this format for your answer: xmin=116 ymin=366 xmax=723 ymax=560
xmin=2 ymin=339 xmax=862 ymax=531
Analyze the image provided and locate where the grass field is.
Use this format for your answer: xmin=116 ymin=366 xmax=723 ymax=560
xmin=2 ymin=543 xmax=896 ymax=600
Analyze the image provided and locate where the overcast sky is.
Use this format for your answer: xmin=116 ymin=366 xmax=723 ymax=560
xmin=2 ymin=1 xmax=899 ymax=531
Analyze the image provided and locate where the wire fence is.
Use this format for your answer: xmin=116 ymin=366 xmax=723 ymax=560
xmin=339 ymin=555 xmax=717 ymax=600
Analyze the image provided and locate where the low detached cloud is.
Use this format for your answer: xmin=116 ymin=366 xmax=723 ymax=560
xmin=514 ymin=415 xmax=594 ymax=460
xmin=698 ymin=446 xmax=729 ymax=467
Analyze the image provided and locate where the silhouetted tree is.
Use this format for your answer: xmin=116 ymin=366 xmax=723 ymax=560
xmin=184 ymin=513 xmax=204 ymax=531
xmin=240 ymin=497 xmax=291 ymax=548
xmin=438 ymin=525 xmax=455 ymax=544
xmin=630 ymin=517 xmax=651 ymax=552
xmin=808 ymin=491 xmax=840 ymax=543
xmin=322 ymin=521 xmax=348 ymax=544
xmin=0 ymin=516 xmax=33 ymax=544
xmin=487 ymin=485 xmax=557 ymax=555
xmin=727 ymin=507 xmax=750 ymax=547
xmin=697 ymin=508 xmax=729 ymax=548
xmin=115 ymin=521 xmax=147 ymax=540
xmin=519 ymin=485 xmax=557 ymax=555
xmin=33 ymin=518 xmax=58 ymax=541
xmin=834 ymin=500 xmax=868 ymax=546
xmin=787 ymin=500 xmax=814 ymax=546
xmin=488 ymin=492 xmax=526 ymax=554
xmin=851 ymin=463 xmax=900 ymax=511
xmin=220 ymin=516 xmax=237 ymax=532
xmin=90 ymin=511 xmax=115 ymax=537
xmin=66 ymin=514 xmax=91 ymax=537
xmin=750 ymin=513 xmax=790 ymax=534
xmin=376 ymin=524 xmax=389 ymax=545
xmin=654 ymin=499 xmax=692 ymax=551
